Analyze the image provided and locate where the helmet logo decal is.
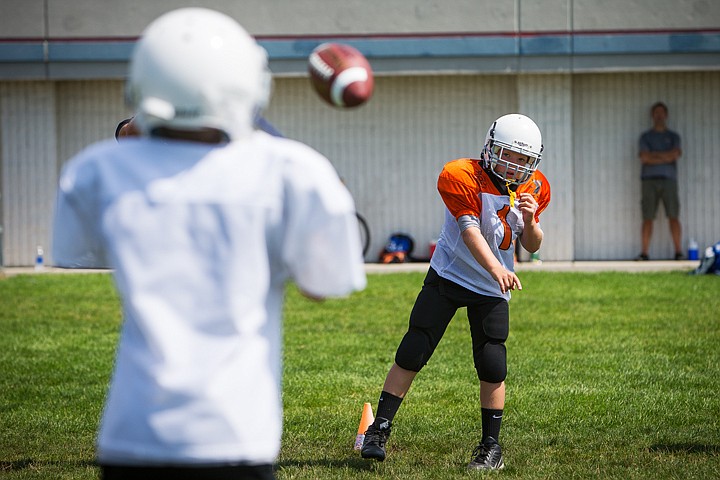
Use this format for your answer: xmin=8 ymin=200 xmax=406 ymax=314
xmin=175 ymin=107 xmax=201 ymax=118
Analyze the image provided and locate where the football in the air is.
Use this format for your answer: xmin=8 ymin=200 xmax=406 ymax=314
xmin=308 ymin=43 xmax=374 ymax=108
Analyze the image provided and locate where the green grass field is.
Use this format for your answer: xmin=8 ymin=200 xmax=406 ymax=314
xmin=1 ymin=270 xmax=718 ymax=479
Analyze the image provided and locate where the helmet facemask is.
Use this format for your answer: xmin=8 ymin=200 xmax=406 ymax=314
xmin=483 ymin=141 xmax=541 ymax=185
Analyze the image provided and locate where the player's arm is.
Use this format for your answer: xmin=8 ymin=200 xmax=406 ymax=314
xmin=519 ymin=220 xmax=543 ymax=253
xmin=517 ymin=193 xmax=543 ymax=253
xmin=459 ymin=217 xmax=521 ymax=293
xmin=639 ymin=148 xmax=681 ymax=165
xmin=518 ymin=171 xmax=550 ymax=254
xmin=282 ymin=147 xmax=366 ymax=299
xmin=52 ymin=157 xmax=109 ymax=268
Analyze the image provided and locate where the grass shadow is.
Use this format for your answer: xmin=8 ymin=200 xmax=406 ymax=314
xmin=1 ymin=458 xmax=98 ymax=471
xmin=648 ymin=443 xmax=720 ymax=454
xmin=277 ymin=456 xmax=376 ymax=472
xmin=4 ymin=457 xmax=377 ymax=473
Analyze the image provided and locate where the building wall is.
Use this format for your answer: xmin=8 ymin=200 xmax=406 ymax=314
xmin=3 ymin=0 xmax=718 ymax=38
xmin=2 ymin=71 xmax=718 ymax=266
xmin=517 ymin=74 xmax=574 ymax=262
xmin=2 ymin=1 xmax=719 ymax=79
xmin=1 ymin=1 xmax=720 ymax=265
xmin=267 ymin=75 xmax=518 ymax=261
xmin=573 ymin=71 xmax=720 ymax=260
xmin=0 ymin=82 xmax=59 ymax=265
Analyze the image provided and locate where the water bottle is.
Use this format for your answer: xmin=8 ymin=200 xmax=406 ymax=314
xmin=35 ymin=245 xmax=44 ymax=271
xmin=530 ymin=251 xmax=542 ymax=264
xmin=688 ymin=238 xmax=699 ymax=261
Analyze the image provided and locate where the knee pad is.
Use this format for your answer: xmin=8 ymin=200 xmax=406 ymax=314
xmin=394 ymin=328 xmax=433 ymax=372
xmin=475 ymin=341 xmax=507 ymax=383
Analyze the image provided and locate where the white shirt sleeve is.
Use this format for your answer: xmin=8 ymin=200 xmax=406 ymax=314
xmin=281 ymin=146 xmax=366 ymax=297
xmin=52 ymin=152 xmax=110 ymax=268
xmin=457 ymin=214 xmax=481 ymax=232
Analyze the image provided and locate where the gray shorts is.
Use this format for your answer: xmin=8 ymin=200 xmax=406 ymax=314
xmin=641 ymin=178 xmax=680 ymax=220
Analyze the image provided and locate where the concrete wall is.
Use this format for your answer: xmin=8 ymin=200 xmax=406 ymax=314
xmin=3 ymin=0 xmax=719 ymax=38
xmin=3 ymin=71 xmax=719 ymax=265
xmin=2 ymin=1 xmax=719 ymax=78
xmin=1 ymin=1 xmax=720 ymax=265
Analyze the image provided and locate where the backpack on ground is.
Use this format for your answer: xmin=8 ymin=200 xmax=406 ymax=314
xmin=379 ymin=233 xmax=415 ymax=264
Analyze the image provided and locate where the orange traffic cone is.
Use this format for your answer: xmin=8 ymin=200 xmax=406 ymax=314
xmin=354 ymin=402 xmax=375 ymax=450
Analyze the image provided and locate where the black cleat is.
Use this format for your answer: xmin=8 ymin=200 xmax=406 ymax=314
xmin=467 ymin=436 xmax=504 ymax=470
xmin=360 ymin=417 xmax=392 ymax=461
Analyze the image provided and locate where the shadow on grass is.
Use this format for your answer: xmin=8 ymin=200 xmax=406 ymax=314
xmin=277 ymin=456 xmax=376 ymax=472
xmin=648 ymin=443 xmax=720 ymax=454
xmin=4 ymin=457 xmax=380 ymax=474
xmin=1 ymin=458 xmax=97 ymax=471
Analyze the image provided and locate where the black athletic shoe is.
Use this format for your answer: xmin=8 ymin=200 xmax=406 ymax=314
xmin=360 ymin=418 xmax=392 ymax=461
xmin=468 ymin=436 xmax=504 ymax=470
xmin=635 ymin=253 xmax=649 ymax=261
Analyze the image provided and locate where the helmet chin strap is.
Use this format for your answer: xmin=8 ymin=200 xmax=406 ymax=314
xmin=506 ymin=181 xmax=516 ymax=207
xmin=483 ymin=145 xmax=518 ymax=206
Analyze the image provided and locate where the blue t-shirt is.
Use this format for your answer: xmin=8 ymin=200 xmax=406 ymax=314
xmin=638 ymin=128 xmax=681 ymax=180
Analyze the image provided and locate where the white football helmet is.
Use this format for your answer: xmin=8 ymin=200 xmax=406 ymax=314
xmin=126 ymin=8 xmax=271 ymax=140
xmin=481 ymin=114 xmax=543 ymax=185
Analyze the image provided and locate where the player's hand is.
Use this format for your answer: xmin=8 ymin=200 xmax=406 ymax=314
xmin=516 ymin=193 xmax=538 ymax=224
xmin=489 ymin=266 xmax=522 ymax=293
xmin=117 ymin=118 xmax=140 ymax=139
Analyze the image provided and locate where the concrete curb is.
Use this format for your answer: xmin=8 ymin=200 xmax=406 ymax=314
xmin=0 ymin=260 xmax=698 ymax=278
xmin=365 ymin=260 xmax=698 ymax=274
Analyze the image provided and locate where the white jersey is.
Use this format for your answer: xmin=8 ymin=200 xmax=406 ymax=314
xmin=52 ymin=132 xmax=366 ymax=466
xmin=431 ymin=205 xmax=517 ymax=300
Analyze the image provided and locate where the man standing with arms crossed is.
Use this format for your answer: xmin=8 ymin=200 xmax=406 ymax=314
xmin=636 ymin=101 xmax=683 ymax=261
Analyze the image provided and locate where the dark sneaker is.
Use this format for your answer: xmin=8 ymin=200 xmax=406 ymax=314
xmin=635 ymin=253 xmax=649 ymax=261
xmin=468 ymin=436 xmax=504 ymax=470
xmin=361 ymin=417 xmax=392 ymax=461
xmin=674 ymin=252 xmax=684 ymax=261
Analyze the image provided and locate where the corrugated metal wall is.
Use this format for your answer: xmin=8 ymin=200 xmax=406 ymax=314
xmin=0 ymin=82 xmax=58 ymax=266
xmin=517 ymin=74 xmax=574 ymax=262
xmin=0 ymin=81 xmax=130 ymax=266
xmin=1 ymin=72 xmax=719 ymax=265
xmin=56 ymin=81 xmax=129 ymax=167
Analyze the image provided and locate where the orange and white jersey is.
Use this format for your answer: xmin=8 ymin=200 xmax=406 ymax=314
xmin=430 ymin=158 xmax=551 ymax=300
